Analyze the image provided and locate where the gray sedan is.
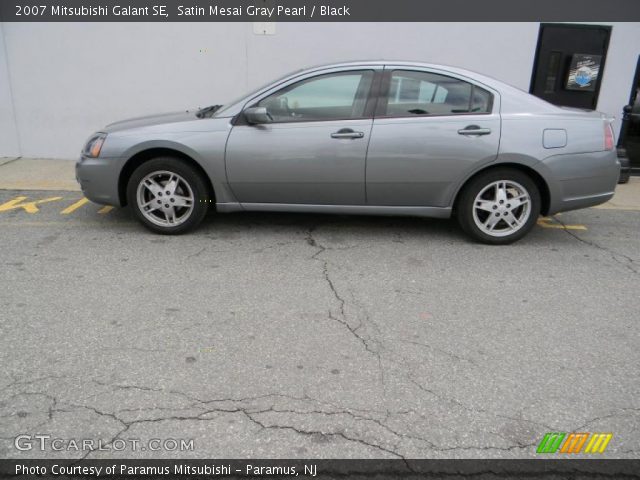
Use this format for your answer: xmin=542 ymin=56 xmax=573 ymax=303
xmin=76 ymin=61 xmax=620 ymax=244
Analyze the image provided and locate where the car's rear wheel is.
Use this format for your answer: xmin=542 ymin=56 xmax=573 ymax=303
xmin=457 ymin=168 xmax=541 ymax=245
xmin=127 ymin=157 xmax=210 ymax=234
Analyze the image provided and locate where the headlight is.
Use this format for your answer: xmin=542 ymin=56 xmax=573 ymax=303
xmin=83 ymin=133 xmax=107 ymax=158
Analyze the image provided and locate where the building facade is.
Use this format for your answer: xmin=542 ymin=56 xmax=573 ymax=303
xmin=1 ymin=22 xmax=639 ymax=160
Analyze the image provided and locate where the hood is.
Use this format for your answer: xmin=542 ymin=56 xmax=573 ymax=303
xmin=103 ymin=110 xmax=199 ymax=133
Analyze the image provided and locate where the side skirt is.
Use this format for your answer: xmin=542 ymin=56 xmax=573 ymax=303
xmin=216 ymin=202 xmax=452 ymax=219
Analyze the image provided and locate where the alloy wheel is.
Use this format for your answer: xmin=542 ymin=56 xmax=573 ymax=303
xmin=136 ymin=170 xmax=195 ymax=227
xmin=471 ymin=180 xmax=531 ymax=237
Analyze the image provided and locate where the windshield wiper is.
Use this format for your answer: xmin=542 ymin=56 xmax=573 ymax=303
xmin=196 ymin=104 xmax=222 ymax=118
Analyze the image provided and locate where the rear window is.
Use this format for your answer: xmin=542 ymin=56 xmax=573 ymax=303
xmin=383 ymin=70 xmax=492 ymax=117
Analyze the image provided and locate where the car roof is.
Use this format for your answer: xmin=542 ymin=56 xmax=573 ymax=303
xmin=303 ymin=60 xmax=519 ymax=91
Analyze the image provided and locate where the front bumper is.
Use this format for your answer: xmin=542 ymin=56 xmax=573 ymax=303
xmin=76 ymin=155 xmax=123 ymax=206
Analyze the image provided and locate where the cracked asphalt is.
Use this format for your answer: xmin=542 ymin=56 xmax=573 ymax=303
xmin=0 ymin=189 xmax=639 ymax=460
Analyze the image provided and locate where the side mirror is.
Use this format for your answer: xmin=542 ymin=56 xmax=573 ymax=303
xmin=244 ymin=107 xmax=272 ymax=124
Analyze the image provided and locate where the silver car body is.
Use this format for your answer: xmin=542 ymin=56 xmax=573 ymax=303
xmin=76 ymin=61 xmax=620 ymax=218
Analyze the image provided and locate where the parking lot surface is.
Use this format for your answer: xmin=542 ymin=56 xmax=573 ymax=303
xmin=0 ymin=190 xmax=638 ymax=459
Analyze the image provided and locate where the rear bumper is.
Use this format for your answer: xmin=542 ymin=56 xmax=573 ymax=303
xmin=550 ymin=190 xmax=615 ymax=213
xmin=75 ymin=155 xmax=123 ymax=206
xmin=540 ymin=150 xmax=620 ymax=215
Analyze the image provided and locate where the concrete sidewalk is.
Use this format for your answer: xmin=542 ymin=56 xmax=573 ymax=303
xmin=594 ymin=176 xmax=640 ymax=211
xmin=1 ymin=157 xmax=639 ymax=210
xmin=0 ymin=157 xmax=79 ymax=191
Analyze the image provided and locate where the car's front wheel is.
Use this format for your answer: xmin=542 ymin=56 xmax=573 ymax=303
xmin=457 ymin=168 xmax=541 ymax=245
xmin=127 ymin=157 xmax=210 ymax=234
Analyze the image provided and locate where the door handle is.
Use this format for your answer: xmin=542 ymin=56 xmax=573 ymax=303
xmin=458 ymin=125 xmax=492 ymax=136
xmin=331 ymin=128 xmax=365 ymax=139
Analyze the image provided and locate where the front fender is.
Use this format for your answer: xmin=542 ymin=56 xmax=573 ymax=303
xmin=112 ymin=130 xmax=235 ymax=205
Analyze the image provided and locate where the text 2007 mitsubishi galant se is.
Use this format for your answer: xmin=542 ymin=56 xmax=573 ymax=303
xmin=76 ymin=61 xmax=620 ymax=244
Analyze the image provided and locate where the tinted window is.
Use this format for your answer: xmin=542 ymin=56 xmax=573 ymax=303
xmin=471 ymin=86 xmax=492 ymax=113
xmin=257 ymin=70 xmax=374 ymax=123
xmin=384 ymin=70 xmax=492 ymax=117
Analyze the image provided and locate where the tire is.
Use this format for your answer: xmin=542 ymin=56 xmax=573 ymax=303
xmin=618 ymin=170 xmax=630 ymax=184
xmin=126 ymin=157 xmax=210 ymax=234
xmin=456 ymin=168 xmax=541 ymax=245
xmin=617 ymin=147 xmax=630 ymax=184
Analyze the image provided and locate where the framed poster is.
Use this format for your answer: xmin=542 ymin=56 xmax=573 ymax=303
xmin=566 ymin=53 xmax=602 ymax=91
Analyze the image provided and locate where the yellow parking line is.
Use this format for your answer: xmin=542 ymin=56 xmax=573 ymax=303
xmin=98 ymin=206 xmax=114 ymax=214
xmin=0 ymin=196 xmax=63 ymax=214
xmin=537 ymin=217 xmax=587 ymax=230
xmin=60 ymin=197 xmax=89 ymax=215
xmin=0 ymin=221 xmax=123 ymax=226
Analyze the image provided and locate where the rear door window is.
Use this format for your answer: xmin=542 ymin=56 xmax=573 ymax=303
xmin=382 ymin=70 xmax=492 ymax=117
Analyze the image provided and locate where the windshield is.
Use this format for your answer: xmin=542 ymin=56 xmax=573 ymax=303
xmin=213 ymin=70 xmax=303 ymax=117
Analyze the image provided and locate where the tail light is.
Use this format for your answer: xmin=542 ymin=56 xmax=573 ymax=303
xmin=604 ymin=123 xmax=615 ymax=151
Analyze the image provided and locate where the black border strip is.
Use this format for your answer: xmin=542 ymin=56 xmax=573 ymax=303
xmin=3 ymin=459 xmax=640 ymax=479
xmin=1 ymin=0 xmax=640 ymax=22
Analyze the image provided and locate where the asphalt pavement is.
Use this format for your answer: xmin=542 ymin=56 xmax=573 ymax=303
xmin=0 ymin=189 xmax=638 ymax=459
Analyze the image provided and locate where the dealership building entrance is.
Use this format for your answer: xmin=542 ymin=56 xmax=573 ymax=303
xmin=530 ymin=24 xmax=610 ymax=110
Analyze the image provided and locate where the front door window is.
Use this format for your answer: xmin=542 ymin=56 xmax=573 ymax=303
xmin=256 ymin=70 xmax=374 ymax=123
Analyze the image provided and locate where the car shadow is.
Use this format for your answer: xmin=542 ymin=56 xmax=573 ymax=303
xmin=97 ymin=206 xmax=564 ymax=246
xmin=101 ymin=206 xmax=464 ymax=240
xmin=211 ymin=211 xmax=462 ymax=238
